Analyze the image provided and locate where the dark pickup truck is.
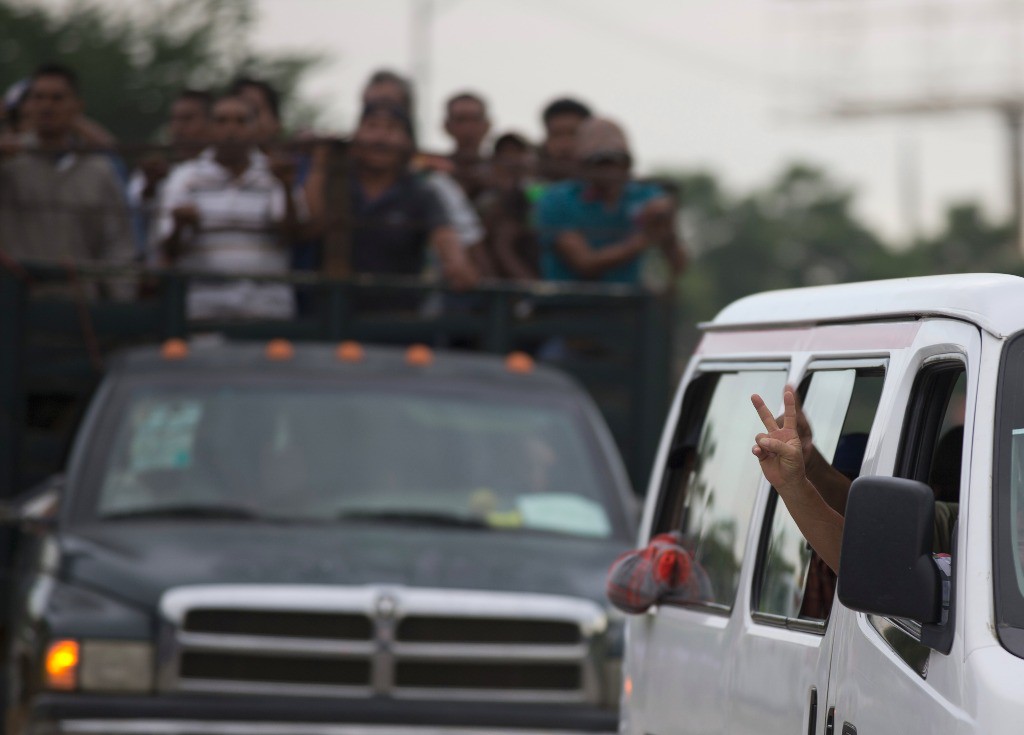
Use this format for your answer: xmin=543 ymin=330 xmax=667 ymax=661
xmin=3 ymin=339 xmax=638 ymax=735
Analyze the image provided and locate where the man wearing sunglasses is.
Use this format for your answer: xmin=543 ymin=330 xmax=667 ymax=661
xmin=535 ymin=117 xmax=685 ymax=284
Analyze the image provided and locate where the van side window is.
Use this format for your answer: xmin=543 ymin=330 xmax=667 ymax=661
xmin=652 ymin=368 xmax=788 ymax=611
xmin=869 ymin=363 xmax=966 ymax=677
xmin=753 ymin=368 xmax=885 ymax=627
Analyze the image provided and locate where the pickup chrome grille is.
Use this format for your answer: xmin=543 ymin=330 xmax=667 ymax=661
xmin=394 ymin=661 xmax=583 ymax=690
xmin=159 ymin=585 xmax=607 ymax=704
xmin=184 ymin=609 xmax=374 ymax=641
xmin=180 ymin=651 xmax=372 ymax=687
xmin=395 ymin=616 xmax=582 ymax=645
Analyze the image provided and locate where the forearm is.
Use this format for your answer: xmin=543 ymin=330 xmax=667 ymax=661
xmin=430 ymin=227 xmax=477 ymax=287
xmin=777 ymin=477 xmax=845 ymax=573
xmin=660 ymin=233 xmax=688 ymax=275
xmin=431 ymin=231 xmax=465 ymax=269
xmin=162 ymin=227 xmax=187 ymax=262
xmin=805 ymin=447 xmax=853 ymax=515
xmin=558 ymin=232 xmax=647 ymax=279
xmin=494 ymin=224 xmax=534 ymax=280
xmin=280 ymin=187 xmax=302 ymax=244
xmin=303 ymin=168 xmax=326 ymax=234
xmin=466 ymin=242 xmax=495 ymax=278
xmin=74 ymin=117 xmax=117 ymax=148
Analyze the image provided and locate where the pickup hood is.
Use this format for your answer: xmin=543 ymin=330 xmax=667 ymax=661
xmin=62 ymin=522 xmax=630 ymax=610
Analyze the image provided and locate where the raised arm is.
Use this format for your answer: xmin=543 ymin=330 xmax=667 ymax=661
xmin=786 ymin=385 xmax=854 ymax=515
xmin=639 ymin=196 xmax=687 ymax=277
xmin=268 ymin=149 xmax=308 ymax=244
xmin=752 ymin=389 xmax=845 ymax=573
xmin=157 ymin=168 xmax=198 ymax=264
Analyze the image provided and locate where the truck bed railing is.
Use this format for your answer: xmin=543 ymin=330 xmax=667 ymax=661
xmin=0 ymin=262 xmax=674 ymax=498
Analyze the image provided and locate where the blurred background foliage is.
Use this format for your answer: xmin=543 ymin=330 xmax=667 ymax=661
xmin=663 ymin=163 xmax=1022 ymax=327
xmin=0 ymin=0 xmax=325 ymax=140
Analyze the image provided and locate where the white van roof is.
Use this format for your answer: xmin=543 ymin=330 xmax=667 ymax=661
xmin=706 ymin=273 xmax=1024 ymax=338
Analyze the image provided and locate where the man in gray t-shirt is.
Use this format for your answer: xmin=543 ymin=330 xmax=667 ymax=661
xmin=0 ymin=64 xmax=134 ymax=294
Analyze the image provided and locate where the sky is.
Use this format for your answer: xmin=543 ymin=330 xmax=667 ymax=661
xmin=41 ymin=0 xmax=1024 ymax=245
xmin=246 ymin=0 xmax=1024 ymax=245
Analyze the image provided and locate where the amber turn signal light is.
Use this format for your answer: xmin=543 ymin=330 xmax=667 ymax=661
xmin=44 ymin=639 xmax=79 ymax=691
xmin=336 ymin=341 xmax=364 ymax=363
xmin=505 ymin=351 xmax=534 ymax=374
xmin=405 ymin=344 xmax=434 ymax=366
xmin=160 ymin=338 xmax=189 ymax=360
xmin=265 ymin=339 xmax=295 ymax=361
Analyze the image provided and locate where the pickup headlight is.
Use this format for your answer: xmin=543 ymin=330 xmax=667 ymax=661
xmin=45 ymin=639 xmax=154 ymax=693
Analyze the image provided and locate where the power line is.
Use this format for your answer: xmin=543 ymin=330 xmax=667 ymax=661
xmin=787 ymin=0 xmax=1024 ymax=252
xmin=517 ymin=0 xmax=787 ymax=94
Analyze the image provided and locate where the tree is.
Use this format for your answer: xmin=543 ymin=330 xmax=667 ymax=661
xmin=661 ymin=164 xmax=911 ymax=325
xmin=909 ymin=202 xmax=1019 ymax=277
xmin=0 ymin=0 xmax=325 ymax=142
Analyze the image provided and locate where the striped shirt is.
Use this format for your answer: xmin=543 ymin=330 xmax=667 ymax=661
xmin=157 ymin=149 xmax=306 ymax=320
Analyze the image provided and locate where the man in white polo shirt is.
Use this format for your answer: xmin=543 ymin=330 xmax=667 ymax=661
xmin=157 ymin=92 xmax=306 ymax=320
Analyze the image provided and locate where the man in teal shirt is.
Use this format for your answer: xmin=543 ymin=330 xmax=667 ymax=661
xmin=535 ymin=117 xmax=686 ymax=284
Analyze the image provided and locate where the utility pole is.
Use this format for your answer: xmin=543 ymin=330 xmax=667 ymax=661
xmin=784 ymin=0 xmax=1024 ymax=255
xmin=409 ymin=0 xmax=468 ymax=148
xmin=830 ymin=95 xmax=1024 ymax=254
xmin=898 ymin=134 xmax=922 ymax=245
xmin=1007 ymin=105 xmax=1024 ymax=250
xmin=410 ymin=0 xmax=434 ymax=142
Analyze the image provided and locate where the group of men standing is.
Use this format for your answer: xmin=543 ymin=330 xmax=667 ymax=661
xmin=0 ymin=63 xmax=687 ymax=320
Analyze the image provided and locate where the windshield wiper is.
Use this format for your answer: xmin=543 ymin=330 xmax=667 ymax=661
xmin=336 ymin=509 xmax=491 ymax=529
xmin=102 ymin=504 xmax=271 ymax=522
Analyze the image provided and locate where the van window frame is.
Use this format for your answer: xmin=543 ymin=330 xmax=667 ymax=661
xmin=750 ymin=489 xmax=828 ymax=634
xmin=649 ymin=361 xmax=789 ymax=616
xmin=867 ymin=357 xmax=966 ymax=678
xmin=750 ymin=359 xmax=887 ymax=635
xmin=993 ymin=331 xmax=1024 ymax=658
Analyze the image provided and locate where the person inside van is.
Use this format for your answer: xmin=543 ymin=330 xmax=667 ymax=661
xmin=751 ymin=387 xmax=959 ymax=573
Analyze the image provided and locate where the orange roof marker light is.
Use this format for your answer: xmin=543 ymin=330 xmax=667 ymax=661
xmin=336 ymin=341 xmax=365 ymax=363
xmin=44 ymin=639 xmax=79 ymax=691
xmin=505 ymin=351 xmax=535 ymax=374
xmin=405 ymin=344 xmax=434 ymax=367
xmin=160 ymin=338 xmax=189 ymax=361
xmin=266 ymin=339 xmax=295 ymax=361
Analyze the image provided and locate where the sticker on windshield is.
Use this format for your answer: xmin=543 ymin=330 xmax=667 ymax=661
xmin=128 ymin=400 xmax=203 ymax=471
xmin=516 ymin=493 xmax=612 ymax=538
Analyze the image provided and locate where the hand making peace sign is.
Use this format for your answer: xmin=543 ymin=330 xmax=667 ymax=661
xmin=751 ymin=388 xmax=806 ymax=492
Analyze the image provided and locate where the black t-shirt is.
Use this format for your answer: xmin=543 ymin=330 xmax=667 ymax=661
xmin=350 ymin=173 xmax=450 ymax=276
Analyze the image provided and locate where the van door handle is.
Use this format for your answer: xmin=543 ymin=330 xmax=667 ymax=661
xmin=825 ymin=707 xmax=835 ymax=735
xmin=807 ymin=686 xmax=817 ymax=735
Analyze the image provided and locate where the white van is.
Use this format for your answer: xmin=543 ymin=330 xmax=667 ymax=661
xmin=621 ymin=273 xmax=1024 ymax=735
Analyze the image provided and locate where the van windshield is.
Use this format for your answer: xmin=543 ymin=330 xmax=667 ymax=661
xmin=76 ymin=379 xmax=624 ymax=540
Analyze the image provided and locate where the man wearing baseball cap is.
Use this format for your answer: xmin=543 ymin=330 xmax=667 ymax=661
xmin=535 ymin=117 xmax=686 ymax=284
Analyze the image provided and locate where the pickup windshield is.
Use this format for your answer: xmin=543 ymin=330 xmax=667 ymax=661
xmin=81 ymin=378 xmax=622 ymax=540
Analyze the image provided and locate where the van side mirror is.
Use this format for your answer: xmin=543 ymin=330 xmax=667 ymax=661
xmin=837 ymin=476 xmax=941 ymax=624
